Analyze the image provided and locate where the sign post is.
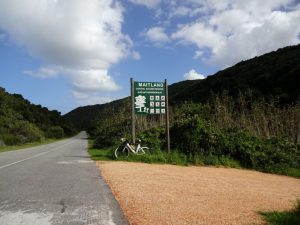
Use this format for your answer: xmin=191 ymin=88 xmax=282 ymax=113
xmin=131 ymin=78 xmax=170 ymax=152
xmin=165 ymin=79 xmax=170 ymax=153
xmin=131 ymin=78 xmax=136 ymax=144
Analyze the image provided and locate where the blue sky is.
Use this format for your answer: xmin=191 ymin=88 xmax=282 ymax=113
xmin=0 ymin=0 xmax=299 ymax=114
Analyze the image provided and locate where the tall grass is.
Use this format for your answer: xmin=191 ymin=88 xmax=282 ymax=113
xmin=211 ymin=92 xmax=300 ymax=145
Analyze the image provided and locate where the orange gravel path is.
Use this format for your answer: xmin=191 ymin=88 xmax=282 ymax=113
xmin=97 ymin=161 xmax=300 ymax=225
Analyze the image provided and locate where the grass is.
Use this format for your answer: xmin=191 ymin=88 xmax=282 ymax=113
xmin=126 ymin=150 xmax=188 ymax=165
xmin=87 ymin=139 xmax=243 ymax=167
xmin=87 ymin=139 xmax=299 ymax=179
xmin=260 ymin=200 xmax=300 ymax=225
xmin=88 ymin=139 xmax=114 ymax=161
xmin=284 ymin=168 xmax=300 ymax=179
xmin=88 ymin=139 xmax=188 ymax=165
xmin=0 ymin=138 xmax=65 ymax=153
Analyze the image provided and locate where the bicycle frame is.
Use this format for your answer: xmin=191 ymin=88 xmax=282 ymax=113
xmin=124 ymin=142 xmax=143 ymax=154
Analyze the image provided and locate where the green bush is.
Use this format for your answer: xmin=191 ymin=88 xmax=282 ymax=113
xmin=0 ymin=139 xmax=5 ymax=147
xmin=11 ymin=121 xmax=43 ymax=143
xmin=171 ymin=117 xmax=217 ymax=157
xmin=138 ymin=127 xmax=165 ymax=150
xmin=170 ymin=117 xmax=299 ymax=173
xmin=0 ymin=121 xmax=43 ymax=145
xmin=94 ymin=133 xmax=116 ymax=148
xmin=1 ymin=134 xmax=20 ymax=145
xmin=166 ymin=151 xmax=187 ymax=165
xmin=93 ymin=128 xmax=126 ymax=149
xmin=47 ymin=126 xmax=64 ymax=139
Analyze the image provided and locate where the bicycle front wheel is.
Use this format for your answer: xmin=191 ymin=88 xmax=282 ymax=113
xmin=137 ymin=146 xmax=150 ymax=155
xmin=115 ymin=146 xmax=129 ymax=159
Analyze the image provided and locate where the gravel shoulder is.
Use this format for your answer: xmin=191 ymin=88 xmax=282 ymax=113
xmin=97 ymin=161 xmax=300 ymax=225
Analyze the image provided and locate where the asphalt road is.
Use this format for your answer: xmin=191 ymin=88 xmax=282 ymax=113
xmin=0 ymin=132 xmax=128 ymax=225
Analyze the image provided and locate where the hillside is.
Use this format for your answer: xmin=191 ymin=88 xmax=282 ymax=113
xmin=64 ymin=44 xmax=300 ymax=130
xmin=0 ymin=88 xmax=76 ymax=146
xmin=169 ymin=44 xmax=300 ymax=105
xmin=64 ymin=97 xmax=130 ymax=130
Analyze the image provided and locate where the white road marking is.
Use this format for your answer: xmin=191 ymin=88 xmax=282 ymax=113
xmin=0 ymin=142 xmax=69 ymax=170
xmin=57 ymin=160 xmax=92 ymax=165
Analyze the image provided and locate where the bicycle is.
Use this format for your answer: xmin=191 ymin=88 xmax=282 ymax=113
xmin=114 ymin=138 xmax=150 ymax=158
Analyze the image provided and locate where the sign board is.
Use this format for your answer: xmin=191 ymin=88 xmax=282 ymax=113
xmin=131 ymin=78 xmax=170 ymax=153
xmin=133 ymin=81 xmax=166 ymax=115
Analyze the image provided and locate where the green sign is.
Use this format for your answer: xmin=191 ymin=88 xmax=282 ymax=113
xmin=134 ymin=81 xmax=166 ymax=115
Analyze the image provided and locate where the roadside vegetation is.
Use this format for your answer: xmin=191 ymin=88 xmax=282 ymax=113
xmin=88 ymin=139 xmax=114 ymax=161
xmin=87 ymin=95 xmax=300 ymax=178
xmin=260 ymin=200 xmax=300 ymax=225
xmin=0 ymin=87 xmax=77 ymax=148
xmin=0 ymin=138 xmax=66 ymax=153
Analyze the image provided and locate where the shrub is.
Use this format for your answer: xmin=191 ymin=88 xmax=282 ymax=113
xmin=47 ymin=126 xmax=64 ymax=139
xmin=94 ymin=133 xmax=116 ymax=148
xmin=11 ymin=121 xmax=43 ymax=143
xmin=0 ymin=139 xmax=5 ymax=147
xmin=93 ymin=128 xmax=127 ymax=149
xmin=138 ymin=127 xmax=165 ymax=151
xmin=170 ymin=117 xmax=299 ymax=173
xmin=1 ymin=134 xmax=20 ymax=145
xmin=166 ymin=151 xmax=188 ymax=165
xmin=171 ymin=117 xmax=217 ymax=157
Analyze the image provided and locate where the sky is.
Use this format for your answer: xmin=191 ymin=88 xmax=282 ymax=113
xmin=0 ymin=0 xmax=299 ymax=114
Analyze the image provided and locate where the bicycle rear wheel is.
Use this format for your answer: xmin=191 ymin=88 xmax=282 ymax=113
xmin=115 ymin=146 xmax=129 ymax=159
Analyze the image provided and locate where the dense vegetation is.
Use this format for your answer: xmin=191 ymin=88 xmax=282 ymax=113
xmin=0 ymin=87 xmax=76 ymax=146
xmin=169 ymin=44 xmax=300 ymax=105
xmin=65 ymin=44 xmax=300 ymax=177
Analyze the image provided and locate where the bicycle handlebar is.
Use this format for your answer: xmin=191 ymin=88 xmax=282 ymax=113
xmin=120 ymin=138 xmax=141 ymax=144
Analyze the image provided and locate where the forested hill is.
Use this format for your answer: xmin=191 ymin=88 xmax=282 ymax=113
xmin=169 ymin=44 xmax=300 ymax=105
xmin=64 ymin=97 xmax=129 ymax=130
xmin=0 ymin=88 xmax=76 ymax=146
xmin=64 ymin=44 xmax=300 ymax=130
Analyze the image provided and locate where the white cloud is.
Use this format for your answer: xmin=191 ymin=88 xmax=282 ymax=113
xmin=0 ymin=0 xmax=131 ymax=103
xmin=193 ymin=50 xmax=204 ymax=59
xmin=171 ymin=0 xmax=300 ymax=68
xmin=184 ymin=69 xmax=205 ymax=80
xmin=128 ymin=0 xmax=161 ymax=9
xmin=208 ymin=10 xmax=300 ymax=67
xmin=169 ymin=6 xmax=191 ymax=17
xmin=143 ymin=26 xmax=170 ymax=44
xmin=72 ymin=90 xmax=116 ymax=106
xmin=132 ymin=51 xmax=141 ymax=60
xmin=136 ymin=0 xmax=300 ymax=66
xmin=70 ymin=69 xmax=120 ymax=92
xmin=24 ymin=67 xmax=60 ymax=79
xmin=172 ymin=23 xmax=225 ymax=51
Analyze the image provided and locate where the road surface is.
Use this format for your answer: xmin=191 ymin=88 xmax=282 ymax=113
xmin=0 ymin=132 xmax=128 ymax=225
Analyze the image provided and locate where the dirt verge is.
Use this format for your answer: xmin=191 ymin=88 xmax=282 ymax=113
xmin=97 ymin=161 xmax=300 ymax=225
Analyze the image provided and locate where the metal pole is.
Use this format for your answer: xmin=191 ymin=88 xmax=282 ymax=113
xmin=131 ymin=78 xmax=136 ymax=144
xmin=165 ymin=79 xmax=170 ymax=153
